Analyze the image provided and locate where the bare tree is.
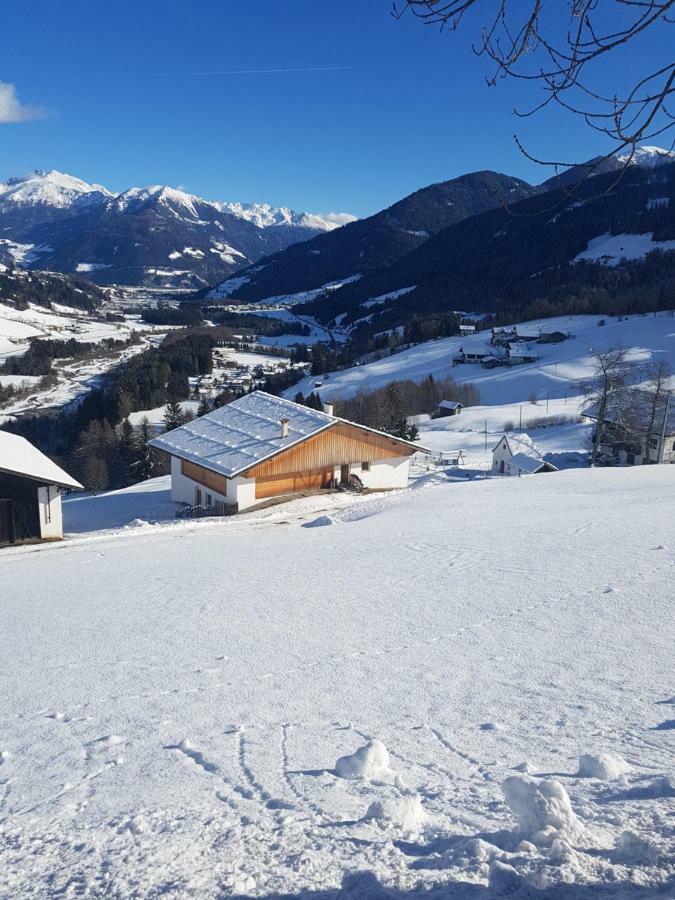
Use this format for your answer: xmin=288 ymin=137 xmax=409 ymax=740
xmin=638 ymin=359 xmax=672 ymax=462
xmin=581 ymin=346 xmax=631 ymax=465
xmin=393 ymin=1 xmax=675 ymax=181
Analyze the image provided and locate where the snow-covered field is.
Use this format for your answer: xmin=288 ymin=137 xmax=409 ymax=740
xmin=1 ymin=467 xmax=673 ymax=897
xmin=416 ymin=397 xmax=591 ymax=471
xmin=0 ymin=303 xmax=168 ymax=421
xmin=286 ymin=313 xmax=675 ymax=405
xmin=0 ymin=302 xmax=145 ymax=360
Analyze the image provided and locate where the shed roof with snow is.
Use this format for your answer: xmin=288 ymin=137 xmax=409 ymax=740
xmin=492 ymin=434 xmax=557 ymax=474
xmin=439 ymin=400 xmax=464 ymax=410
xmin=149 ymin=391 xmax=427 ymax=479
xmin=0 ymin=431 xmax=82 ymax=489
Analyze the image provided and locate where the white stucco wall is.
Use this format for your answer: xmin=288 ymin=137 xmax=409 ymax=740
xmin=228 ymin=475 xmax=257 ymax=510
xmin=37 ymin=485 xmax=63 ymax=539
xmin=491 ymin=440 xmax=525 ymax=476
xmin=169 ymin=456 xmax=257 ymax=510
xmin=334 ymin=457 xmax=410 ymax=490
xmin=170 ymin=456 xmax=229 ymax=507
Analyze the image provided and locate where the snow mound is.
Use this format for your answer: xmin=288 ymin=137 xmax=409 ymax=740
xmin=363 ymin=794 xmax=427 ymax=830
xmin=302 ymin=515 xmax=335 ymax=528
xmin=488 ymin=860 xmax=535 ymax=897
xmin=124 ymin=518 xmax=150 ymax=529
xmin=577 ymin=752 xmax=631 ymax=780
xmin=613 ymin=831 xmax=660 ymax=865
xmin=335 ymin=739 xmax=393 ymax=780
xmin=502 ymin=775 xmax=592 ymax=847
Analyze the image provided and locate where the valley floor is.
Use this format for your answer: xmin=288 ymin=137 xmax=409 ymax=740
xmin=0 ymin=468 xmax=673 ymax=897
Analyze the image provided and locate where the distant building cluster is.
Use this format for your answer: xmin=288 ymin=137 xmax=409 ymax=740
xmin=452 ymin=326 xmax=569 ymax=369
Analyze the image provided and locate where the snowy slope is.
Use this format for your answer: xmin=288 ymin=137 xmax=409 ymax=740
xmin=0 ymin=467 xmax=673 ymax=897
xmin=286 ymin=312 xmax=675 ymax=405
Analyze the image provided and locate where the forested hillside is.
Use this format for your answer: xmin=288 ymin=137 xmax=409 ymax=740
xmin=297 ymin=162 xmax=675 ymax=329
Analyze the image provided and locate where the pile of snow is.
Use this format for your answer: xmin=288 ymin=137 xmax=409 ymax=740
xmin=302 ymin=515 xmax=335 ymax=528
xmin=335 ymin=739 xmax=393 ymax=780
xmin=502 ymin=775 xmax=593 ymax=847
xmin=577 ymin=752 xmax=631 ymax=780
xmin=363 ymin=794 xmax=427 ymax=830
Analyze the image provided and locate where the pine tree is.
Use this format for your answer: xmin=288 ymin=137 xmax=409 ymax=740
xmin=163 ymin=401 xmax=186 ymax=432
xmin=197 ymin=397 xmax=212 ymax=417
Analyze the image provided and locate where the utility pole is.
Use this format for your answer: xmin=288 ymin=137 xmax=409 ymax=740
xmin=485 ymin=419 xmax=488 ymax=450
xmin=658 ymin=391 xmax=671 ymax=464
xmin=546 ymin=391 xmax=550 ymax=414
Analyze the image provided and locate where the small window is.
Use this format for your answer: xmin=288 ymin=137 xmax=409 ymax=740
xmin=43 ymin=486 xmax=52 ymax=525
xmin=362 ymin=461 xmax=370 ymax=472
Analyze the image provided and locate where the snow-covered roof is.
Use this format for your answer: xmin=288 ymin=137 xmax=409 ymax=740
xmin=150 ymin=391 xmax=426 ymax=478
xmin=439 ymin=400 xmax=463 ymax=409
xmin=0 ymin=431 xmax=82 ymax=489
xmin=509 ymin=453 xmax=554 ymax=474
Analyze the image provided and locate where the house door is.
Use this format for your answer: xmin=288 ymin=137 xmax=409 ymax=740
xmin=195 ymin=487 xmax=202 ymax=507
xmin=340 ymin=464 xmax=350 ymax=485
xmin=499 ymin=460 xmax=505 ymax=474
xmin=0 ymin=499 xmax=14 ymax=545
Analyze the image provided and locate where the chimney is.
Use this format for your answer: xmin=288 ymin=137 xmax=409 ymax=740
xmin=323 ymin=401 xmax=334 ymax=417
xmin=280 ymin=418 xmax=289 ymax=439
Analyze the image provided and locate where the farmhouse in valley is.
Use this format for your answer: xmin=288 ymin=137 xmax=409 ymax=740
xmin=0 ymin=431 xmax=82 ymax=546
xmin=491 ymin=434 xmax=558 ymax=476
xmin=150 ymin=391 xmax=425 ymax=513
xmin=583 ymin=390 xmax=675 ymax=465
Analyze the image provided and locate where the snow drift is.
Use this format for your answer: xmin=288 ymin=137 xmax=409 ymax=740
xmin=502 ymin=775 xmax=594 ymax=847
xmin=335 ymin=739 xmax=393 ymax=780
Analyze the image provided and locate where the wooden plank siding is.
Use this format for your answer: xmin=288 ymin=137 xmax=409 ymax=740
xmin=255 ymin=468 xmax=333 ymax=499
xmin=246 ymin=421 xmax=413 ymax=480
xmin=181 ymin=459 xmax=229 ymax=496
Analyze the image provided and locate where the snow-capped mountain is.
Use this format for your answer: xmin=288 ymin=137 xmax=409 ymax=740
xmin=0 ymin=170 xmax=354 ymax=287
xmin=616 ymin=145 xmax=675 ymax=168
xmin=0 ymin=169 xmax=112 ymax=209
xmin=218 ymin=201 xmax=354 ymax=232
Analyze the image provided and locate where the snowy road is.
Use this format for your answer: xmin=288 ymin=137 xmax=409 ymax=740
xmin=0 ymin=468 xmax=673 ymax=897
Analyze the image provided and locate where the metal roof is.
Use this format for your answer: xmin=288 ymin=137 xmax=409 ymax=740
xmin=149 ymin=391 xmax=427 ymax=479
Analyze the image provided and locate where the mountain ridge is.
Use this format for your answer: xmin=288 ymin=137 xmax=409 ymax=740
xmin=0 ymin=169 xmax=354 ymax=288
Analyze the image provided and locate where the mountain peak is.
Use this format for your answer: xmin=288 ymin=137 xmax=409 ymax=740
xmin=0 ymin=169 xmax=112 ymax=207
xmin=615 ymin=145 xmax=675 ymax=168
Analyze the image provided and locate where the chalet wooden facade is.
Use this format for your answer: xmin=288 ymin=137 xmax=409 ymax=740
xmin=151 ymin=392 xmax=425 ymax=512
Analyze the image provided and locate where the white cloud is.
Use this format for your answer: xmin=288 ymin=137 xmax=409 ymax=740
xmin=0 ymin=82 xmax=44 ymax=124
xmin=320 ymin=212 xmax=359 ymax=225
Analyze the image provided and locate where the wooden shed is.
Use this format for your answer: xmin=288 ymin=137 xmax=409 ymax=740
xmin=0 ymin=431 xmax=82 ymax=546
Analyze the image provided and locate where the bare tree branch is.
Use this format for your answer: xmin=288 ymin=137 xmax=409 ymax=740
xmin=393 ymin=0 xmax=675 ymax=189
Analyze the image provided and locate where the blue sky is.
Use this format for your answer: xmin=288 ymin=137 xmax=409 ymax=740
xmin=1 ymin=0 xmax=671 ymax=217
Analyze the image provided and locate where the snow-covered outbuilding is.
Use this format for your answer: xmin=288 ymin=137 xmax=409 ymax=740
xmin=491 ymin=434 xmax=558 ymax=477
xmin=150 ymin=391 xmax=426 ymax=512
xmin=0 ymin=431 xmax=82 ymax=546
xmin=436 ymin=400 xmax=464 ymax=417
